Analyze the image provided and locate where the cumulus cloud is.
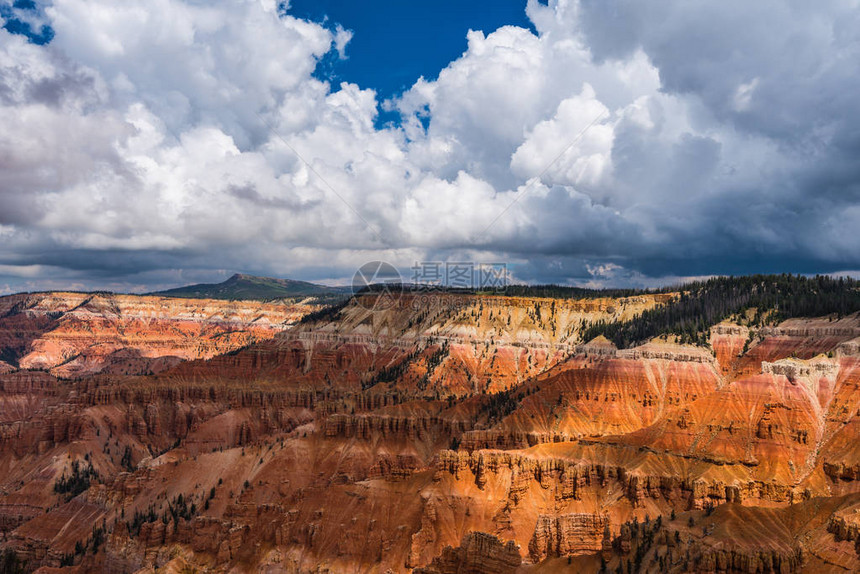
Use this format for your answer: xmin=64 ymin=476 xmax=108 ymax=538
xmin=0 ymin=0 xmax=858 ymax=293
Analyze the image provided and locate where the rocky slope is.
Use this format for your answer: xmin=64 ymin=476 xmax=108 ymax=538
xmin=0 ymin=288 xmax=859 ymax=573
xmin=0 ymin=292 xmax=317 ymax=377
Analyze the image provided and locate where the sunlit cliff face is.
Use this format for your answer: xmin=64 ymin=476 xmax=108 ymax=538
xmin=1 ymin=289 xmax=860 ymax=572
xmin=0 ymin=292 xmax=317 ymax=377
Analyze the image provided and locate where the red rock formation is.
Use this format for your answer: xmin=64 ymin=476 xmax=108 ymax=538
xmin=0 ymin=294 xmax=859 ymax=573
xmin=529 ymin=513 xmax=609 ymax=561
xmin=0 ymin=292 xmax=317 ymax=377
xmin=415 ymin=532 xmax=521 ymax=574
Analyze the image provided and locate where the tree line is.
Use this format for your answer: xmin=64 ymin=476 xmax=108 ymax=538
xmin=581 ymin=274 xmax=860 ymax=348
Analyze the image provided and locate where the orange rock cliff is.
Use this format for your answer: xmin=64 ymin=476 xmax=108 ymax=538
xmin=0 ymin=288 xmax=859 ymax=573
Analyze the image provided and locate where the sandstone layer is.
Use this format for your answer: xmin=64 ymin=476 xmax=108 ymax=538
xmin=0 ymin=292 xmax=317 ymax=377
xmin=0 ymin=291 xmax=857 ymax=573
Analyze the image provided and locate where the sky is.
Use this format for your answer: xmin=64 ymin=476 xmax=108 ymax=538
xmin=0 ymin=0 xmax=859 ymax=294
xmin=287 ymin=0 xmax=535 ymax=117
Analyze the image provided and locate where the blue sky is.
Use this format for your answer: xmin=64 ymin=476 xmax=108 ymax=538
xmin=288 ymin=0 xmax=534 ymax=107
xmin=3 ymin=0 xmax=536 ymax=103
xmin=1 ymin=0 xmax=53 ymax=44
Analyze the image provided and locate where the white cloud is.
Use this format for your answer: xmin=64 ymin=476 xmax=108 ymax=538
xmin=333 ymin=25 xmax=352 ymax=59
xmin=0 ymin=0 xmax=859 ymax=292
xmin=732 ymin=78 xmax=759 ymax=112
xmin=510 ymin=83 xmax=613 ymax=189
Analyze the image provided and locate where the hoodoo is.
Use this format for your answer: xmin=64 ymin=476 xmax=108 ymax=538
xmin=0 ymin=276 xmax=859 ymax=572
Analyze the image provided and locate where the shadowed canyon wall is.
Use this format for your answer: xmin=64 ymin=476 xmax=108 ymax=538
xmin=0 ymin=291 xmax=858 ymax=572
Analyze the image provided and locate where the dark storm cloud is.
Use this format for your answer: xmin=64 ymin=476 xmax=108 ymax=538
xmin=1 ymin=0 xmax=859 ymax=292
xmin=522 ymin=0 xmax=860 ymax=280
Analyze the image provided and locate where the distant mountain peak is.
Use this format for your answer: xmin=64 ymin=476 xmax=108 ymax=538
xmin=150 ymin=273 xmax=349 ymax=302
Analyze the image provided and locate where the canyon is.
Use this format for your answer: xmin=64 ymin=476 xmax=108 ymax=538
xmin=0 ymin=286 xmax=859 ymax=573
xmin=0 ymin=292 xmax=317 ymax=378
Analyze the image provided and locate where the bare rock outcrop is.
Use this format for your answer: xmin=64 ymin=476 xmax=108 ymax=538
xmin=415 ymin=531 xmax=521 ymax=574
xmin=528 ymin=513 xmax=609 ymax=561
xmin=0 ymin=292 xmax=316 ymax=377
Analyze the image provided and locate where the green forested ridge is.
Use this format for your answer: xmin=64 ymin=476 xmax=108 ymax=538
xmin=486 ymin=284 xmax=652 ymax=299
xmin=302 ymin=274 xmax=860 ymax=349
xmin=151 ymin=273 xmax=349 ymax=303
xmin=581 ymin=274 xmax=860 ymax=348
xmin=357 ymin=283 xmax=653 ymax=299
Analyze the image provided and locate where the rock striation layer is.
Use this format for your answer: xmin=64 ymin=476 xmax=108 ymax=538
xmin=0 ymin=292 xmax=316 ymax=377
xmin=0 ymin=292 xmax=858 ymax=573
